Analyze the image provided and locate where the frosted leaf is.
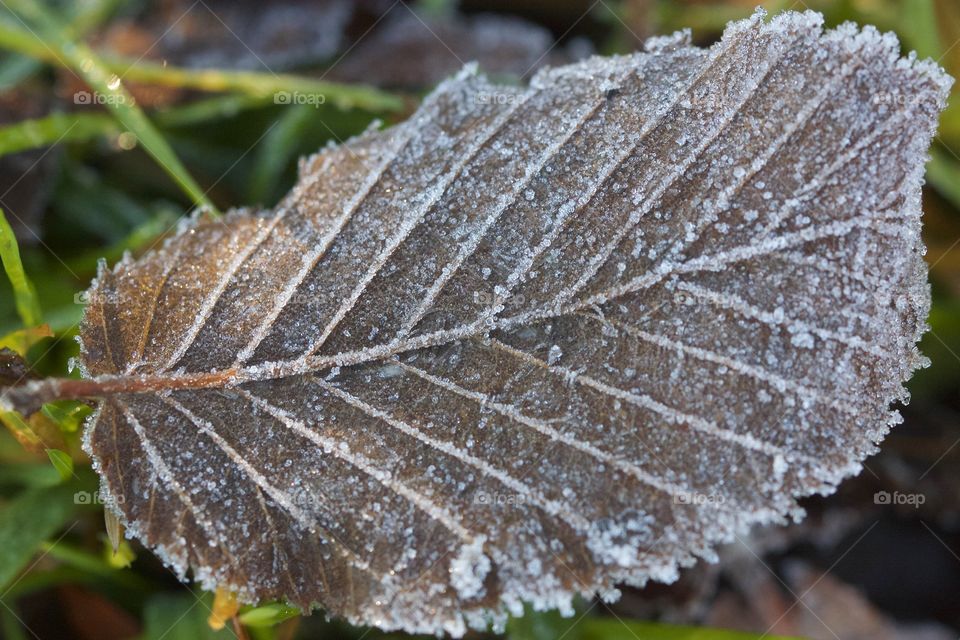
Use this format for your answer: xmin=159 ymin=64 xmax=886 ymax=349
xmin=2 ymin=9 xmax=951 ymax=637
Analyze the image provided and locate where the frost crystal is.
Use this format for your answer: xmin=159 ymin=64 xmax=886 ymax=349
xmin=75 ymin=9 xmax=949 ymax=637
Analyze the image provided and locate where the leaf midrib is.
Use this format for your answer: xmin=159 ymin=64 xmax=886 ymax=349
xmin=17 ymin=203 xmax=894 ymax=409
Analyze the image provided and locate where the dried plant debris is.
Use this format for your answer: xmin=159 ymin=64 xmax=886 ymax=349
xmin=615 ymin=505 xmax=960 ymax=637
xmin=330 ymin=9 xmax=591 ymax=88
xmin=96 ymin=0 xmax=351 ymax=71
xmin=1 ymin=9 xmax=951 ymax=637
xmin=0 ymin=348 xmax=34 ymax=386
xmin=0 ymin=83 xmax=57 ymax=243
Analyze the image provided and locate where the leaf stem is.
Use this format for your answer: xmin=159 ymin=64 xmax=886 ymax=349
xmin=0 ymin=370 xmax=241 ymax=415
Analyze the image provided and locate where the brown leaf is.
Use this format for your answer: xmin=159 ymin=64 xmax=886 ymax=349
xmin=2 ymin=9 xmax=952 ymax=636
xmin=0 ymin=347 xmax=35 ymax=385
xmin=329 ymin=8 xmax=590 ymax=88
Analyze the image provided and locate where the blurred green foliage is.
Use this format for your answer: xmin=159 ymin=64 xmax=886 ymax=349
xmin=0 ymin=0 xmax=957 ymax=639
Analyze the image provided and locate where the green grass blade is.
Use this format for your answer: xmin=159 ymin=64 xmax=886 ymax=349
xmin=247 ymin=103 xmax=315 ymax=204
xmin=0 ymin=606 xmax=29 ymax=640
xmin=237 ymin=603 xmax=301 ymax=628
xmin=0 ymin=0 xmax=122 ymax=90
xmin=0 ymin=462 xmax=61 ymax=488
xmin=109 ymin=58 xmax=404 ymax=112
xmin=64 ymin=0 xmax=127 ymax=36
xmin=153 ymin=94 xmax=274 ymax=128
xmin=926 ymin=148 xmax=960 ymax=209
xmin=0 ymin=53 xmax=35 ymax=89
xmin=37 ymin=541 xmax=149 ymax=591
xmin=0 ymin=112 xmax=118 ymax=158
xmin=41 ymin=400 xmax=91 ymax=433
xmin=0 ymin=410 xmax=42 ymax=450
xmin=506 ymin=607 xmax=586 ymax=640
xmin=580 ymin=619 xmax=804 ymax=640
xmin=898 ymin=0 xmax=941 ymax=58
xmin=143 ymin=593 xmax=235 ymax=640
xmin=0 ymin=321 xmax=51 ymax=355
xmin=45 ymin=448 xmax=74 ymax=482
xmin=3 ymin=0 xmax=218 ymax=215
xmin=0 ymin=208 xmax=42 ymax=327
xmin=0 ymin=475 xmax=94 ymax=590
xmin=0 ymin=22 xmax=402 ymax=113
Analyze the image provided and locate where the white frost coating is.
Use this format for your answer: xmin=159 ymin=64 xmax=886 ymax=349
xmin=309 ymin=377 xmax=593 ymax=533
xmin=483 ymin=15 xmax=754 ymax=319
xmin=74 ymin=7 xmax=952 ymax=637
xmin=238 ymin=388 xmax=476 ymax=544
xmin=232 ymin=119 xmax=417 ymax=366
xmin=111 ymin=401 xmax=248 ymax=594
xmin=302 ymin=85 xmax=534 ymax=359
xmin=488 ymin=337 xmax=815 ymax=464
xmin=562 ymin=47 xmax=781 ymax=313
xmin=547 ymin=344 xmax=562 ymax=365
xmin=758 ymin=95 xmax=923 ymax=237
xmin=677 ymin=280 xmax=892 ymax=359
xmin=773 ymin=454 xmax=789 ymax=481
xmin=655 ymin=24 xmax=845 ymax=268
xmin=575 ymin=209 xmax=912 ymax=319
xmin=394 ymin=86 xmax=610 ymax=340
xmin=582 ymin=312 xmax=855 ymax=417
xmin=397 ymin=360 xmax=720 ymax=508
xmin=162 ymin=213 xmax=287 ymax=371
xmin=587 ymin=512 xmax=655 ymax=567
xmin=449 ymin=535 xmax=491 ymax=600
xmin=644 ymin=28 xmax=693 ymax=52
